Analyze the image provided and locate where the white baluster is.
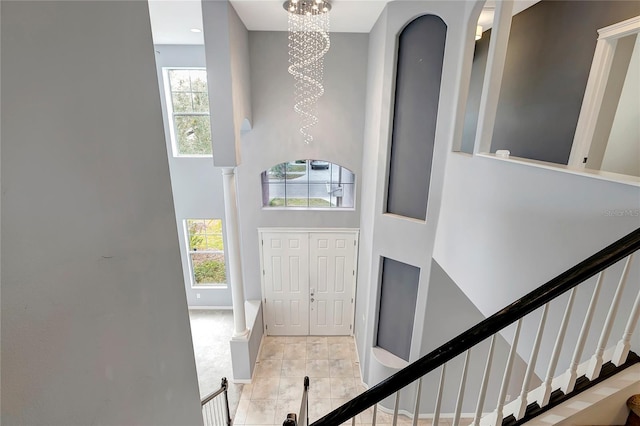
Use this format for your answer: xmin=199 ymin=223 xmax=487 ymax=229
xmin=612 ymin=255 xmax=638 ymax=366
xmin=352 ymin=416 xmax=356 ymax=426
xmin=515 ymin=304 xmax=549 ymax=419
xmin=471 ymin=335 xmax=496 ymax=426
xmin=496 ymin=319 xmax=522 ymax=425
xmin=561 ymin=272 xmax=604 ymax=393
xmin=393 ymin=390 xmax=400 ymax=426
xmin=453 ymin=350 xmax=471 ymax=426
xmin=372 ymin=404 xmax=377 ymax=426
xmin=540 ymin=287 xmax=577 ymax=406
xmin=587 ymin=255 xmax=633 ymax=380
xmin=412 ymin=377 xmax=423 ymax=426
xmin=433 ymin=364 xmax=446 ymax=426
xmin=203 ymin=406 xmax=209 ymax=426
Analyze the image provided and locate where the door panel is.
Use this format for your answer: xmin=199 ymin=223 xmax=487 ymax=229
xmin=262 ymin=232 xmax=309 ymax=335
xmin=309 ymin=233 xmax=356 ymax=335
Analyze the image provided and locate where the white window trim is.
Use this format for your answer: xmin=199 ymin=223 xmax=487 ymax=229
xmin=162 ymin=67 xmax=213 ymax=158
xmin=184 ymin=220 xmax=228 ymax=289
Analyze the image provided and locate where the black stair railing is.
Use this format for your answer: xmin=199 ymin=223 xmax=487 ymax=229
xmin=312 ymin=227 xmax=640 ymax=425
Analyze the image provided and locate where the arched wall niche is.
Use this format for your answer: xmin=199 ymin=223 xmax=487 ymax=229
xmin=385 ymin=14 xmax=448 ymax=221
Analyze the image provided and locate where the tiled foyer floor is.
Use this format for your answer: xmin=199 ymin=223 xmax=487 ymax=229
xmin=234 ymin=336 xmax=457 ymax=425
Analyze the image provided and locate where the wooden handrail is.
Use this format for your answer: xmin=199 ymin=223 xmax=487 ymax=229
xmin=312 ymin=228 xmax=640 ymax=425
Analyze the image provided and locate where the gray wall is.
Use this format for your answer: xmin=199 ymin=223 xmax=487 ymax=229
xmin=386 ymin=14 xmax=447 ymax=220
xmin=237 ymin=31 xmax=368 ymax=301
xmin=377 ymin=258 xmax=420 ymax=361
xmin=460 ymin=29 xmax=491 ymax=154
xmin=354 ymin=0 xmax=477 ymax=389
xmin=154 ymin=44 xmax=232 ymax=307
xmin=488 ymin=0 xmax=640 ymax=164
xmin=1 ymin=2 xmax=202 ymax=424
xmin=202 ymin=1 xmax=252 ymax=167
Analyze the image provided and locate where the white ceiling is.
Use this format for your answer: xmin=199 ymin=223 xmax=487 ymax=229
xmin=148 ymin=0 xmax=540 ymax=45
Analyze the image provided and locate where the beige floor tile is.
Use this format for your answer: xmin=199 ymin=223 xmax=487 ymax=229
xmin=278 ymin=376 xmax=306 ymax=400
xmin=274 ymin=399 xmax=301 ymax=424
xmin=260 ymin=341 xmax=284 ymax=360
xmin=308 ymin=398 xmax=333 ymax=421
xmin=285 ymin=336 xmax=308 ymax=344
xmin=308 ymin=377 xmax=331 ymax=399
xmin=282 ymin=358 xmax=307 ymax=377
xmin=283 ymin=342 xmax=307 ymax=360
xmin=240 ymin=383 xmax=254 ymax=400
xmin=330 ymin=359 xmax=354 ymax=377
xmin=251 ymin=377 xmax=280 ymax=400
xmin=254 ymin=359 xmax=283 ymax=378
xmin=307 ymin=336 xmax=328 ymax=344
xmin=330 ymin=377 xmax=357 ymax=399
xmin=307 ymin=342 xmax=329 ymax=359
xmin=233 ymin=398 xmax=250 ymax=425
xmin=245 ymin=400 xmax=277 ymax=425
xmin=328 ymin=342 xmax=353 ymax=360
xmin=307 ymin=359 xmax=330 ymax=377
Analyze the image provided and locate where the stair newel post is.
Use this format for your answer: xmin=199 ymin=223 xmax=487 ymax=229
xmin=613 ymin=256 xmax=639 ymax=366
xmin=586 ymin=255 xmax=632 ymax=380
xmin=561 ymin=271 xmax=605 ymax=394
xmin=540 ymin=287 xmax=577 ymax=406
xmin=392 ymin=390 xmax=401 ymax=425
xmin=515 ymin=304 xmax=549 ymax=420
xmin=472 ymin=335 xmax=496 ymax=426
xmin=433 ymin=364 xmax=446 ymax=426
xmin=495 ymin=319 xmax=522 ymax=426
xmin=453 ymin=350 xmax=471 ymax=426
xmin=412 ymin=377 xmax=423 ymax=426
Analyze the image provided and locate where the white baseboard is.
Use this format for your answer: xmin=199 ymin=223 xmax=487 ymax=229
xmin=188 ymin=305 xmax=233 ymax=310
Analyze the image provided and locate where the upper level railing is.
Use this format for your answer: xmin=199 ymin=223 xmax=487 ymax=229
xmin=283 ymin=376 xmax=310 ymax=426
xmin=201 ymin=377 xmax=231 ymax=426
xmin=311 ymin=228 xmax=640 ymax=425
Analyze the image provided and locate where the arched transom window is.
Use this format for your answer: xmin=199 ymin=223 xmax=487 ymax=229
xmin=261 ymin=160 xmax=355 ymax=209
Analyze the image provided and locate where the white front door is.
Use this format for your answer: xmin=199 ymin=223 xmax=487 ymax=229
xmin=309 ymin=233 xmax=356 ymax=335
xmin=261 ymin=230 xmax=358 ymax=336
xmin=262 ymin=232 xmax=310 ymax=335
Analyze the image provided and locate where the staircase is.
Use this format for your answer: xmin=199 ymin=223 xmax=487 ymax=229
xmin=299 ymin=228 xmax=640 ymax=426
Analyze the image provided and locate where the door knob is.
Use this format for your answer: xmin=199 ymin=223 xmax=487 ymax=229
xmin=310 ymin=297 xmax=315 ymax=302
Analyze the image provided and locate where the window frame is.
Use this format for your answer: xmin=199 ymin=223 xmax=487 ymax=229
xmin=261 ymin=160 xmax=357 ymax=210
xmin=162 ymin=67 xmax=213 ymax=158
xmin=184 ymin=219 xmax=227 ymax=289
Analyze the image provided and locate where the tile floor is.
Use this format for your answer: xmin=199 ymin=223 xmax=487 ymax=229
xmin=234 ymin=335 xmax=461 ymax=425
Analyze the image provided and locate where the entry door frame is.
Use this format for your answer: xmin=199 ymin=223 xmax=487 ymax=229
xmin=258 ymin=227 xmax=359 ymax=336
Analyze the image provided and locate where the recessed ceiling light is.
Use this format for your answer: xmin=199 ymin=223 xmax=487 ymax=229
xmin=190 ymin=28 xmax=202 ymax=33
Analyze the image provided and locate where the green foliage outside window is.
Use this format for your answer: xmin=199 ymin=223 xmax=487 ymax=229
xmin=167 ymin=69 xmax=212 ymax=156
xmin=187 ymin=219 xmax=226 ymax=285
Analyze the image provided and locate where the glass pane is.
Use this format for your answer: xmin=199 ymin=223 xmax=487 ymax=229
xmin=267 ymin=163 xmax=287 ymax=180
xmin=286 ymin=180 xmax=309 ymax=207
xmin=308 ymin=184 xmax=330 ymax=207
xmin=172 ymin=92 xmax=192 ymax=113
xmin=266 ymin=183 xmax=285 ymax=207
xmin=190 ymin=70 xmax=208 ymax=92
xmin=175 ymin=115 xmax=212 ymax=155
xmin=191 ymin=252 xmax=226 ymax=285
xmin=169 ymin=70 xmax=191 ymax=91
xmin=192 ymin=92 xmax=209 ymax=113
xmin=340 ymin=183 xmax=355 ymax=208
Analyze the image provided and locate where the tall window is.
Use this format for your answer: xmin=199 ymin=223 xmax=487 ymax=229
xmin=186 ymin=219 xmax=226 ymax=287
xmin=165 ymin=68 xmax=212 ymax=156
xmin=261 ymin=160 xmax=355 ymax=209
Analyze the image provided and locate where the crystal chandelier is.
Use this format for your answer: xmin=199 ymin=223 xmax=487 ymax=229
xmin=283 ymin=0 xmax=331 ymax=144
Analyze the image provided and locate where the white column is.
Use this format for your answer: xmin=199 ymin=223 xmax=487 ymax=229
xmin=222 ymin=167 xmax=248 ymax=338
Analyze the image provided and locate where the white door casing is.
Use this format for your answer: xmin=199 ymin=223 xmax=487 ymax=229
xmin=260 ymin=229 xmax=358 ymax=336
xmin=262 ymin=232 xmax=310 ymax=336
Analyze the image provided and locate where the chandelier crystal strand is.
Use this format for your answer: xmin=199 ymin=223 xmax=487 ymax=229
xmin=285 ymin=1 xmax=331 ymax=144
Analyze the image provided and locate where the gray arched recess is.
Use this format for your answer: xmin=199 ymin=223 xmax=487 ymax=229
xmin=386 ymin=14 xmax=447 ymax=221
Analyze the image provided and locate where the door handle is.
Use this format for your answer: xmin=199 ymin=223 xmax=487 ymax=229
xmin=310 ymin=297 xmax=315 ymax=303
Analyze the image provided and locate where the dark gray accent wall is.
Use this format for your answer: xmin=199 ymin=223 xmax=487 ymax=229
xmin=489 ymin=0 xmax=640 ymax=164
xmin=386 ymin=15 xmax=447 ymax=220
xmin=377 ymin=257 xmax=420 ymax=361
xmin=460 ymin=30 xmax=491 ymax=154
